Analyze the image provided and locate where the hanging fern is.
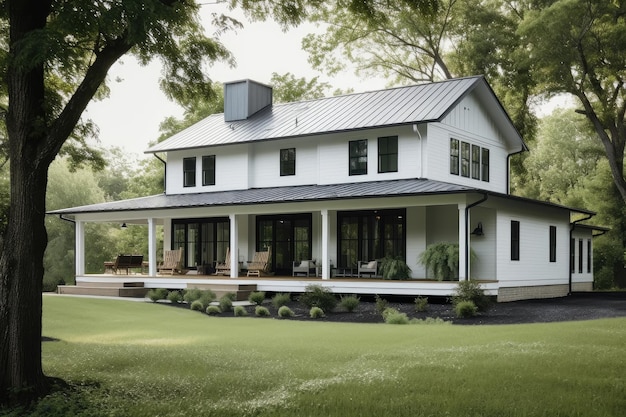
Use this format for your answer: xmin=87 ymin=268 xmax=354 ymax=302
xmin=379 ymin=256 xmax=412 ymax=280
xmin=418 ymin=243 xmax=475 ymax=281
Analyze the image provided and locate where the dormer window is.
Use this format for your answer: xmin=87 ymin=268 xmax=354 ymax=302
xmin=450 ymin=138 xmax=490 ymax=183
xmin=202 ymin=155 xmax=216 ymax=186
xmin=349 ymin=139 xmax=368 ymax=176
xmin=183 ymin=157 xmax=196 ymax=187
xmin=280 ymin=148 xmax=296 ymax=176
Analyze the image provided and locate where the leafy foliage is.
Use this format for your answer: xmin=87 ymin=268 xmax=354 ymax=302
xmin=277 ymin=306 xmax=294 ymax=318
xmin=219 ymin=295 xmax=233 ymax=312
xmin=255 ymin=306 xmax=271 ymax=317
xmin=233 ymin=305 xmax=248 ymax=317
xmin=248 ymin=291 xmax=266 ymax=306
xmin=339 ymin=295 xmax=360 ymax=312
xmin=454 ymin=300 xmax=478 ymax=318
xmin=166 ymin=291 xmax=182 ymax=304
xmin=374 ymin=295 xmax=389 ymax=316
xmin=299 ymin=284 xmax=337 ymax=313
xmin=452 ymin=280 xmax=491 ymax=312
xmin=379 ymin=256 xmax=412 ymax=280
xmin=382 ymin=308 xmax=409 ymax=324
xmin=414 ymin=296 xmax=429 ymax=312
xmin=309 ymin=307 xmax=325 ymax=319
xmin=206 ymin=305 xmax=221 ymax=315
xmin=418 ymin=242 xmax=461 ymax=281
xmin=147 ymin=288 xmax=169 ymax=302
xmin=271 ymin=293 xmax=292 ymax=308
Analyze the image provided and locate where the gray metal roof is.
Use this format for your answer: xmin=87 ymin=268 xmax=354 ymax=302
xmin=146 ymin=76 xmax=525 ymax=153
xmin=49 ymin=178 xmax=475 ymax=215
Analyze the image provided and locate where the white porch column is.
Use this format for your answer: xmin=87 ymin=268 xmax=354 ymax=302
xmin=148 ymin=218 xmax=157 ymax=276
xmin=75 ymin=220 xmax=85 ymax=276
xmin=458 ymin=203 xmax=468 ymax=281
xmin=229 ymin=214 xmax=239 ymax=279
xmin=321 ymin=209 xmax=330 ymax=279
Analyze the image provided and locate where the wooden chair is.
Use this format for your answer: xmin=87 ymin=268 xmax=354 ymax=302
xmin=158 ymin=249 xmax=183 ymax=275
xmin=247 ymin=247 xmax=272 ymax=277
xmin=214 ymin=248 xmax=236 ymax=276
xmin=357 ymin=260 xmax=378 ymax=277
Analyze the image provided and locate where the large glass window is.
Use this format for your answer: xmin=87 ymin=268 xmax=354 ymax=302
xmin=378 ymin=136 xmax=398 ymax=173
xmin=450 ymin=139 xmax=459 ymax=175
xmin=183 ymin=157 xmax=196 ymax=187
xmin=172 ymin=218 xmax=229 ymax=270
xmin=337 ymin=209 xmax=405 ymax=268
xmin=202 ymin=155 xmax=215 ymax=186
xmin=280 ymin=148 xmax=296 ymax=176
xmin=256 ymin=214 xmax=312 ymax=275
xmin=511 ymin=220 xmax=520 ymax=261
xmin=349 ymin=139 xmax=368 ymax=175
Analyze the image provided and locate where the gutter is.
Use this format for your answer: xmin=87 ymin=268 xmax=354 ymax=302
xmin=464 ymin=193 xmax=488 ymax=280
xmin=569 ymin=213 xmax=594 ymax=295
xmin=506 ymin=146 xmax=527 ymax=195
xmin=59 ymin=214 xmax=75 ymax=224
xmin=154 ymin=153 xmax=167 ymax=193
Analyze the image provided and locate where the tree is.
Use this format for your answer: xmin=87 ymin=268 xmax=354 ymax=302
xmin=518 ymin=0 xmax=626 ymax=204
xmin=270 ymin=72 xmax=333 ymax=102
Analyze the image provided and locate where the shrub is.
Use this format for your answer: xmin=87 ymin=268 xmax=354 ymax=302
xmin=223 ymin=292 xmax=237 ymax=301
xmin=234 ymin=305 xmax=248 ymax=317
xmin=147 ymin=288 xmax=168 ymax=302
xmin=271 ymin=292 xmax=291 ymax=308
xmin=379 ymin=256 xmax=412 ymax=280
xmin=190 ymin=300 xmax=204 ymax=311
xmin=255 ymin=306 xmax=271 ymax=317
xmin=299 ymin=284 xmax=337 ymax=313
xmin=166 ymin=290 xmax=182 ymax=304
xmin=410 ymin=317 xmax=450 ymax=325
xmin=418 ymin=242 xmax=476 ymax=281
xmin=414 ymin=296 xmax=429 ymax=312
xmin=455 ymin=300 xmax=478 ymax=318
xmin=206 ymin=305 xmax=221 ymax=315
xmin=374 ymin=295 xmax=389 ymax=316
xmin=452 ymin=280 xmax=491 ymax=312
xmin=219 ymin=295 xmax=233 ymax=312
xmin=382 ymin=308 xmax=409 ymax=324
xmin=248 ymin=291 xmax=266 ymax=305
xmin=277 ymin=306 xmax=294 ymax=318
xmin=184 ymin=288 xmax=216 ymax=310
xmin=309 ymin=307 xmax=325 ymax=318
xmin=339 ymin=294 xmax=360 ymax=312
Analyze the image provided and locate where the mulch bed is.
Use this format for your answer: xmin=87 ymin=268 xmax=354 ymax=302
xmin=187 ymin=292 xmax=626 ymax=325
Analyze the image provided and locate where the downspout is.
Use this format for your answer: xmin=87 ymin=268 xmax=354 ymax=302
xmin=569 ymin=213 xmax=594 ymax=295
xmin=153 ymin=153 xmax=167 ymax=193
xmin=464 ymin=193 xmax=489 ymax=280
xmin=506 ymin=147 xmax=527 ymax=195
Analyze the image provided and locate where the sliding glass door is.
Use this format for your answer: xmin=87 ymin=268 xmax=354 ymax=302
xmin=256 ymin=214 xmax=312 ymax=275
xmin=172 ymin=218 xmax=229 ymax=269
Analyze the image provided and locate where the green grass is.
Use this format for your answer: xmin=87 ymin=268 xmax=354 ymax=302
xmin=19 ymin=296 xmax=626 ymax=416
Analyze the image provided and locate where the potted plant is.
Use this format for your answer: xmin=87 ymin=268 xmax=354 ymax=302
xmin=418 ymin=242 xmax=476 ymax=281
xmin=379 ymin=256 xmax=412 ymax=280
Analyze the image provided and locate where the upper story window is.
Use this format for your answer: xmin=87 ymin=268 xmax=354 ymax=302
xmin=378 ymin=136 xmax=398 ymax=173
xmin=280 ymin=148 xmax=296 ymax=176
xmin=349 ymin=139 xmax=368 ymax=176
xmin=450 ymin=139 xmax=459 ymax=175
xmin=450 ymin=138 xmax=490 ymax=182
xmin=183 ymin=157 xmax=196 ymax=187
xmin=202 ymin=155 xmax=216 ymax=186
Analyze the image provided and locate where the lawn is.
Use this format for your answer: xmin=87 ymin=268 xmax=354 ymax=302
xmin=16 ymin=295 xmax=626 ymax=416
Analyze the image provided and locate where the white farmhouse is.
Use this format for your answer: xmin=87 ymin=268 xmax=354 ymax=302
xmin=51 ymin=76 xmax=604 ymax=301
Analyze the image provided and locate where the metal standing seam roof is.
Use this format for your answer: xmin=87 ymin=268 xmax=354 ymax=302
xmin=145 ymin=76 xmax=521 ymax=153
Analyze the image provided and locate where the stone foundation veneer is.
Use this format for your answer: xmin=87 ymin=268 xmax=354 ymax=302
xmin=571 ymin=282 xmax=593 ymax=292
xmin=497 ymin=284 xmax=570 ymax=302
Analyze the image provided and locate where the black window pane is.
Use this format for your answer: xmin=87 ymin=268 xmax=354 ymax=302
xmin=183 ymin=157 xmax=196 ymax=187
xmin=481 ymin=148 xmax=490 ymax=182
xmin=378 ymin=136 xmax=398 ymax=173
xmin=349 ymin=140 xmax=367 ymax=175
xmin=202 ymin=155 xmax=215 ymax=186
xmin=280 ymin=148 xmax=296 ymax=176
xmin=511 ymin=220 xmax=520 ymax=261
xmin=461 ymin=142 xmax=470 ymax=177
xmin=450 ymin=139 xmax=459 ymax=175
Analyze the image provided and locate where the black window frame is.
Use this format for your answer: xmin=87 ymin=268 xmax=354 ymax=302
xmin=450 ymin=139 xmax=459 ymax=175
xmin=349 ymin=139 xmax=368 ymax=176
xmin=481 ymin=148 xmax=490 ymax=182
xmin=378 ymin=136 xmax=398 ymax=173
xmin=280 ymin=148 xmax=296 ymax=176
xmin=578 ymin=239 xmax=583 ymax=273
xmin=511 ymin=220 xmax=520 ymax=261
xmin=549 ymin=226 xmax=557 ymax=262
xmin=471 ymin=144 xmax=481 ymax=180
xmin=202 ymin=155 xmax=216 ymax=186
xmin=183 ymin=157 xmax=196 ymax=187
xmin=570 ymin=238 xmax=575 ymax=273
xmin=461 ymin=141 xmax=470 ymax=178
xmin=587 ymin=239 xmax=592 ymax=273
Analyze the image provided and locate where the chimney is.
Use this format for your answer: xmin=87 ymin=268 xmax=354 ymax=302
xmin=224 ymin=79 xmax=273 ymax=122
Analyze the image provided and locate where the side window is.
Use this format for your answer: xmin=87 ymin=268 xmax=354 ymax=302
xmin=587 ymin=239 xmax=591 ymax=273
xmin=280 ymin=148 xmax=296 ymax=176
xmin=511 ymin=220 xmax=520 ymax=261
xmin=183 ymin=157 xmax=196 ymax=187
xmin=481 ymin=148 xmax=490 ymax=182
xmin=578 ymin=239 xmax=583 ymax=273
xmin=450 ymin=139 xmax=459 ymax=175
xmin=202 ymin=155 xmax=215 ymax=186
xmin=461 ymin=142 xmax=470 ymax=178
xmin=378 ymin=136 xmax=398 ymax=173
xmin=570 ymin=238 xmax=575 ymax=273
xmin=349 ymin=139 xmax=368 ymax=176
xmin=549 ymin=226 xmax=556 ymax=262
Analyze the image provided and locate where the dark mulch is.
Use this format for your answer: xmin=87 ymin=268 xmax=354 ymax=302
xmin=195 ymin=291 xmax=626 ymax=325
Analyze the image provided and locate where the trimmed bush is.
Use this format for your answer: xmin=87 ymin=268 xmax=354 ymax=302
xmin=309 ymin=307 xmax=325 ymax=319
xmin=248 ymin=291 xmax=266 ymax=306
xmin=414 ymin=296 xmax=429 ymax=312
xmin=455 ymin=300 xmax=478 ymax=318
xmin=166 ymin=290 xmax=182 ymax=304
xmin=190 ymin=300 xmax=204 ymax=311
xmin=410 ymin=317 xmax=450 ymax=325
xmin=271 ymin=293 xmax=291 ymax=308
xmin=382 ymin=308 xmax=409 ymax=324
xmin=147 ymin=288 xmax=168 ymax=302
xmin=206 ymin=305 xmax=221 ymax=315
xmin=219 ymin=295 xmax=233 ymax=312
xmin=255 ymin=306 xmax=271 ymax=317
xmin=339 ymin=294 xmax=360 ymax=312
xmin=452 ymin=280 xmax=491 ymax=312
xmin=299 ymin=284 xmax=337 ymax=313
xmin=234 ymin=305 xmax=248 ymax=317
xmin=184 ymin=288 xmax=216 ymax=310
xmin=223 ymin=292 xmax=237 ymax=301
xmin=375 ymin=295 xmax=389 ymax=316
xmin=277 ymin=306 xmax=294 ymax=318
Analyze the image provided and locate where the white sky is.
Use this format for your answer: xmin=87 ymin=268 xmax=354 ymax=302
xmin=84 ymin=4 xmax=388 ymax=160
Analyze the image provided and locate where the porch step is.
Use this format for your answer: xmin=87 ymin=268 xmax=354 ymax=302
xmin=57 ymin=284 xmax=148 ymax=298
xmin=188 ymin=283 xmax=257 ymax=301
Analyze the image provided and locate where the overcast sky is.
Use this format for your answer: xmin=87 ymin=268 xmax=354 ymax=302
xmin=83 ymin=4 xmax=388 ymax=159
